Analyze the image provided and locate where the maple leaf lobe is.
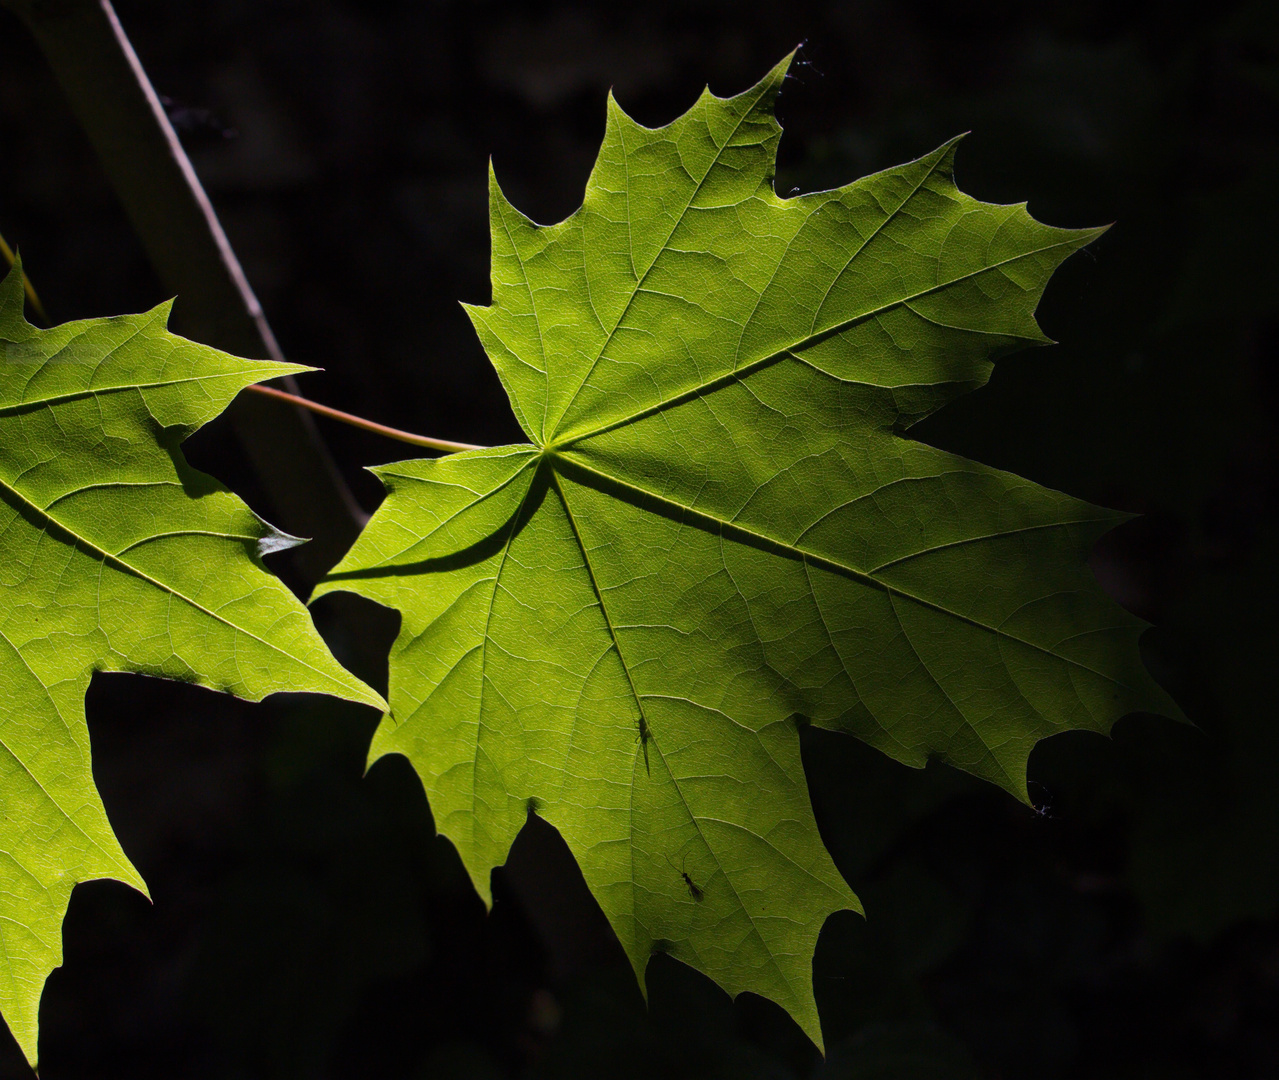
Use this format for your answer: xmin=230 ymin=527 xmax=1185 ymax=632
xmin=0 ymin=261 xmax=382 ymax=1067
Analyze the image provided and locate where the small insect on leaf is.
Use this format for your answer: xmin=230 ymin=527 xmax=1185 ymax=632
xmin=638 ymin=714 xmax=651 ymax=775
xmin=667 ymin=853 xmax=705 ymax=902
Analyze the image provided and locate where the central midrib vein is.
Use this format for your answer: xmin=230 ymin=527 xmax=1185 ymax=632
xmin=547 ymin=77 xmax=778 ymax=441
xmin=553 ymin=454 xmax=1138 ymax=691
xmin=551 ymin=468 xmax=804 ymax=993
xmin=551 ymin=235 xmax=1086 ymax=451
xmin=0 ymin=370 xmax=288 ymax=418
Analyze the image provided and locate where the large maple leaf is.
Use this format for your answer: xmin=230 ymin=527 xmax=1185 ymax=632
xmin=316 ymin=54 xmax=1178 ymax=1047
xmin=0 ymin=263 xmax=384 ymax=1068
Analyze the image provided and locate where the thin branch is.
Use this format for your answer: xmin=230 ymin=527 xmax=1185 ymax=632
xmin=246 ymin=385 xmax=485 ymax=454
xmin=4 ymin=0 xmax=369 ymax=576
xmin=96 ymin=0 xmax=288 ymax=366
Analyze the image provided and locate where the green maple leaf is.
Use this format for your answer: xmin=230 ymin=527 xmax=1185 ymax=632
xmin=0 ymin=263 xmax=384 ymax=1068
xmin=316 ymin=54 xmax=1178 ymax=1047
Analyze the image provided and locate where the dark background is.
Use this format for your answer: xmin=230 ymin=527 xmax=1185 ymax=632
xmin=2 ymin=1 xmax=1278 ymax=1076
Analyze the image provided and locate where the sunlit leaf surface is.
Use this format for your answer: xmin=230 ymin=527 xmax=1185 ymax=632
xmin=0 ymin=265 xmax=383 ymax=1067
xmin=317 ymin=54 xmax=1176 ymax=1048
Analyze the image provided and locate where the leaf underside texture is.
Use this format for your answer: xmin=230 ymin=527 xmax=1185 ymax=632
xmin=317 ymin=54 xmax=1178 ymax=1049
xmin=0 ymin=265 xmax=383 ymax=1068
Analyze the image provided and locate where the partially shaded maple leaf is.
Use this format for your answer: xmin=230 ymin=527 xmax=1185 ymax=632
xmin=0 ymin=263 xmax=384 ymax=1068
xmin=316 ymin=54 xmax=1178 ymax=1047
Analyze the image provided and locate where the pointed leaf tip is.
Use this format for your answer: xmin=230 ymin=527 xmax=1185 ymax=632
xmin=257 ymin=526 xmax=307 ymax=557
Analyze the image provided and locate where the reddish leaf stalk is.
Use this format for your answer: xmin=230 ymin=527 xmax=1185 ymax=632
xmin=246 ymin=384 xmax=484 ymax=454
